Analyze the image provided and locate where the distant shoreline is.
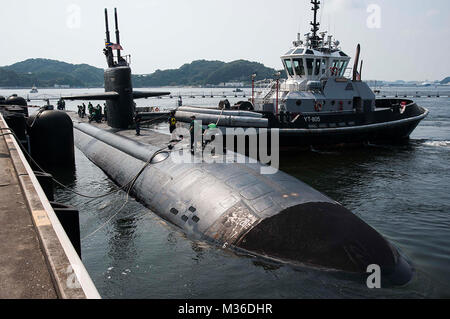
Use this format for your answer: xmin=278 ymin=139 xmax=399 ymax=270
xmin=0 ymin=86 xmax=255 ymax=90
xmin=2 ymin=85 xmax=449 ymax=91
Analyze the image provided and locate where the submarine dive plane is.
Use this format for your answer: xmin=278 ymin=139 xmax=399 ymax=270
xmin=176 ymin=0 xmax=428 ymax=148
xmin=57 ymin=8 xmax=415 ymax=285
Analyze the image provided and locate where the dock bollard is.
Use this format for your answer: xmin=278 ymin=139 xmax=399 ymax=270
xmin=50 ymin=202 xmax=81 ymax=258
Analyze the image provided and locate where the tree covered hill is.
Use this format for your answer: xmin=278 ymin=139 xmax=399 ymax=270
xmin=1 ymin=58 xmax=447 ymax=88
xmin=133 ymin=59 xmax=281 ymax=87
xmin=1 ymin=58 xmax=104 ymax=87
xmin=0 ymin=58 xmax=282 ymax=88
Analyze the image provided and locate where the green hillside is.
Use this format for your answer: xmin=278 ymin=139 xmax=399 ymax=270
xmin=2 ymin=58 xmax=104 ymax=87
xmin=133 ymin=59 xmax=281 ymax=87
xmin=0 ymin=58 xmax=282 ymax=88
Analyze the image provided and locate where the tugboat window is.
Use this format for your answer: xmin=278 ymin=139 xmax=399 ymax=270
xmin=322 ymin=59 xmax=327 ymax=74
xmin=332 ymin=60 xmax=339 ymax=68
xmin=285 ymin=49 xmax=295 ymax=55
xmin=284 ymin=60 xmax=294 ymax=76
xmin=306 ymin=58 xmax=314 ymax=76
xmin=336 ymin=61 xmax=345 ymax=77
xmin=293 ymin=48 xmax=304 ymax=54
xmin=340 ymin=61 xmax=349 ymax=77
xmin=315 ymin=59 xmax=321 ymax=75
xmin=293 ymin=59 xmax=305 ymax=76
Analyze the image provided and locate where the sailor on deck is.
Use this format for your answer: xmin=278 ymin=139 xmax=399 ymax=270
xmin=81 ymin=103 xmax=86 ymax=118
xmin=94 ymin=104 xmax=102 ymax=123
xmin=169 ymin=111 xmax=177 ymax=134
xmin=134 ymin=112 xmax=142 ymax=136
xmin=103 ymin=103 xmax=108 ymax=122
xmin=88 ymin=102 xmax=94 ymax=117
xmin=190 ymin=115 xmax=200 ymax=154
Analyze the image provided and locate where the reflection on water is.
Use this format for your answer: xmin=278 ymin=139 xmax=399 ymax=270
xmin=39 ymin=88 xmax=450 ymax=299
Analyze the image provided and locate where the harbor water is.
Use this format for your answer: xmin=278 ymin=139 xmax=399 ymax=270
xmin=2 ymin=87 xmax=449 ymax=298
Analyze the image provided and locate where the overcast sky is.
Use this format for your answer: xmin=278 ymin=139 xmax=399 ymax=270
xmin=2 ymin=0 xmax=449 ymax=81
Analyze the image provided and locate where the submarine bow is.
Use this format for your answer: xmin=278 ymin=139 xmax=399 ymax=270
xmin=73 ymin=122 xmax=413 ymax=285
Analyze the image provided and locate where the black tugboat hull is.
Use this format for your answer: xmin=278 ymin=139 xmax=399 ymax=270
xmin=259 ymin=100 xmax=429 ymax=147
xmin=277 ymin=109 xmax=428 ymax=147
xmin=181 ymin=100 xmax=428 ymax=149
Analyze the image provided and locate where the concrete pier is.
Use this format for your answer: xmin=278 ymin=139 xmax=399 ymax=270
xmin=0 ymin=113 xmax=100 ymax=299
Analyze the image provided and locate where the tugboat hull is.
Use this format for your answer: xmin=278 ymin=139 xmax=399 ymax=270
xmin=177 ymin=100 xmax=428 ymax=149
xmin=277 ymin=106 xmax=429 ymax=147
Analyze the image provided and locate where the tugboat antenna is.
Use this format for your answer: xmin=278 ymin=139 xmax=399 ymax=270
xmin=310 ymin=0 xmax=321 ymax=48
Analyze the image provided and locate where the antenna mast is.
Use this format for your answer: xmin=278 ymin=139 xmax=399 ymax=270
xmin=310 ymin=0 xmax=321 ymax=48
xmin=114 ymin=8 xmax=121 ymax=60
xmin=104 ymin=9 xmax=114 ymax=67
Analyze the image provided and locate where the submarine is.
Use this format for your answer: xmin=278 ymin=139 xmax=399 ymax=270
xmin=57 ymin=8 xmax=416 ymax=285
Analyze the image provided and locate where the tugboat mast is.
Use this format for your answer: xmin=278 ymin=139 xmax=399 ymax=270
xmin=310 ymin=0 xmax=321 ymax=48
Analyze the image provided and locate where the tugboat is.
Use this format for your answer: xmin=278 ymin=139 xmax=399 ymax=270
xmin=176 ymin=0 xmax=429 ymax=147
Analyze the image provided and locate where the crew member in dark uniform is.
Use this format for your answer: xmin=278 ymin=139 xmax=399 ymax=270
xmin=134 ymin=112 xmax=142 ymax=136
xmin=189 ymin=115 xmax=196 ymax=154
xmin=88 ymin=102 xmax=94 ymax=122
xmin=94 ymin=104 xmax=102 ymax=123
xmin=57 ymin=98 xmax=65 ymax=110
xmin=169 ymin=111 xmax=177 ymax=134
xmin=103 ymin=103 xmax=108 ymax=122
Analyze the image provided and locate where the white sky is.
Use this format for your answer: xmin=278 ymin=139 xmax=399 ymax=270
xmin=2 ymin=0 xmax=449 ymax=81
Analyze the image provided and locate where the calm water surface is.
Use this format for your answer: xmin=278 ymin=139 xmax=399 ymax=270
xmin=3 ymin=87 xmax=448 ymax=298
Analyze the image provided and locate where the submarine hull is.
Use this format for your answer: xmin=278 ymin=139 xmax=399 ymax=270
xmin=73 ymin=122 xmax=413 ymax=285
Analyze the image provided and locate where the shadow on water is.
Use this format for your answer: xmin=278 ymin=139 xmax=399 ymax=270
xmin=44 ymin=166 xmax=77 ymax=187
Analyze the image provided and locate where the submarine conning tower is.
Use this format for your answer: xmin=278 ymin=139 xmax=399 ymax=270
xmin=61 ymin=8 xmax=170 ymax=129
xmin=104 ymin=8 xmax=134 ymax=129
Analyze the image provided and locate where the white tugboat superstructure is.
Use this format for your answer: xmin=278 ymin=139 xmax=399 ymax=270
xmin=176 ymin=0 xmax=428 ymax=148
xmin=253 ymin=0 xmax=374 ymax=116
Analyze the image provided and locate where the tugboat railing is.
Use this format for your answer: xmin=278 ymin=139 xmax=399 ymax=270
xmin=253 ymin=79 xmax=276 ymax=101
